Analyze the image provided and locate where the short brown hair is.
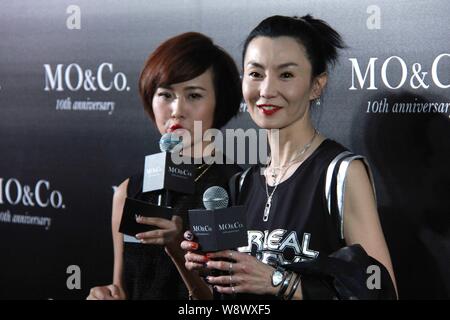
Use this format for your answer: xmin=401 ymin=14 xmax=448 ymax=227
xmin=139 ymin=32 xmax=242 ymax=129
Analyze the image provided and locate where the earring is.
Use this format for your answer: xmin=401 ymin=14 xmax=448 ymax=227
xmin=315 ymin=98 xmax=321 ymax=106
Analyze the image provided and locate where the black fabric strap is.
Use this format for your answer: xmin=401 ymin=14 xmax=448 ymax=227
xmin=228 ymin=167 xmax=252 ymax=206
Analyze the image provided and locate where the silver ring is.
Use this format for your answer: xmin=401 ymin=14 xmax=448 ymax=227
xmin=229 ymin=275 xmax=233 ymax=285
xmin=231 ymin=286 xmax=236 ymax=294
xmin=229 ymin=262 xmax=233 ymax=273
xmin=229 ymin=251 xmax=233 ymax=259
xmin=184 ymin=230 xmax=194 ymax=241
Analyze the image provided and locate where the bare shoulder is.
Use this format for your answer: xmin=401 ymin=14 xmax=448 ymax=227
xmin=343 ymin=158 xmax=378 ymax=225
xmin=112 ymin=179 xmax=129 ymax=221
xmin=346 ymin=159 xmax=375 ymax=199
xmin=343 ymin=159 xmax=383 ymax=251
xmin=347 ymin=159 xmax=371 ymax=183
xmin=114 ymin=179 xmax=129 ymax=201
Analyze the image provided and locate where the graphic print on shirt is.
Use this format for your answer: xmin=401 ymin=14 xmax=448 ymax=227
xmin=238 ymin=229 xmax=319 ymax=266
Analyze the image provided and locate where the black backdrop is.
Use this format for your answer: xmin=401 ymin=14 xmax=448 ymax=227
xmin=0 ymin=0 xmax=449 ymax=299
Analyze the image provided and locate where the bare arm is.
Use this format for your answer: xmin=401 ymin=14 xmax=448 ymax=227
xmin=343 ymin=160 xmax=398 ymax=297
xmin=87 ymin=179 xmax=128 ymax=300
xmin=111 ymin=179 xmax=128 ymax=292
xmin=166 ymin=244 xmax=213 ymax=300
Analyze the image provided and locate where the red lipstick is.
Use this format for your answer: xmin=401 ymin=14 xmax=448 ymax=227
xmin=168 ymin=124 xmax=183 ymax=132
xmin=257 ymin=104 xmax=282 ymax=116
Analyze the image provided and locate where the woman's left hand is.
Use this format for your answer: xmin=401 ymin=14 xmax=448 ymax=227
xmin=205 ymin=250 xmax=277 ymax=296
xmin=135 ymin=215 xmax=183 ymax=252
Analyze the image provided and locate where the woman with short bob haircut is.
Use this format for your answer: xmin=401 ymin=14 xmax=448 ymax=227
xmin=87 ymin=32 xmax=242 ymax=300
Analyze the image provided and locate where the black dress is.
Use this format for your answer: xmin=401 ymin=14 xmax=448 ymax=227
xmin=122 ymin=161 xmax=242 ymax=300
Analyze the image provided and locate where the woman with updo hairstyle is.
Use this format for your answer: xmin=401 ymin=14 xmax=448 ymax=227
xmin=183 ymin=15 xmax=397 ymax=300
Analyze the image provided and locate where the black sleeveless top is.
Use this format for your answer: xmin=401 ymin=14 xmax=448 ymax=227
xmin=123 ymin=161 xmax=242 ymax=300
xmin=216 ymin=140 xmax=395 ymax=300
xmin=238 ymin=139 xmax=347 ymax=263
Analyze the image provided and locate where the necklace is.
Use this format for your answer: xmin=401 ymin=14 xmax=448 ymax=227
xmin=263 ymin=163 xmax=292 ymax=222
xmin=267 ymin=129 xmax=317 ymax=184
xmin=262 ymin=129 xmax=318 ymax=222
xmin=195 ymin=164 xmax=211 ymax=182
xmin=196 ymin=163 xmax=208 ymax=170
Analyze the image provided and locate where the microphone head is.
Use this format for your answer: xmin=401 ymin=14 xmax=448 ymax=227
xmin=203 ymin=186 xmax=229 ymax=210
xmin=159 ymin=133 xmax=182 ymax=152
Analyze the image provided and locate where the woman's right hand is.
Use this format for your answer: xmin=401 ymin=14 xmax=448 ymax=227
xmin=181 ymin=231 xmax=209 ymax=271
xmin=86 ymin=284 xmax=126 ymax=300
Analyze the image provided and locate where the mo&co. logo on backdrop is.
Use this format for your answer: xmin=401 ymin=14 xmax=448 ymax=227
xmin=0 ymin=177 xmax=66 ymax=231
xmin=44 ymin=63 xmax=129 ymax=92
xmin=43 ymin=63 xmax=129 ymax=115
xmin=349 ymin=54 xmax=450 ymax=117
xmin=0 ymin=177 xmax=65 ymax=209
xmin=349 ymin=54 xmax=450 ymax=90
